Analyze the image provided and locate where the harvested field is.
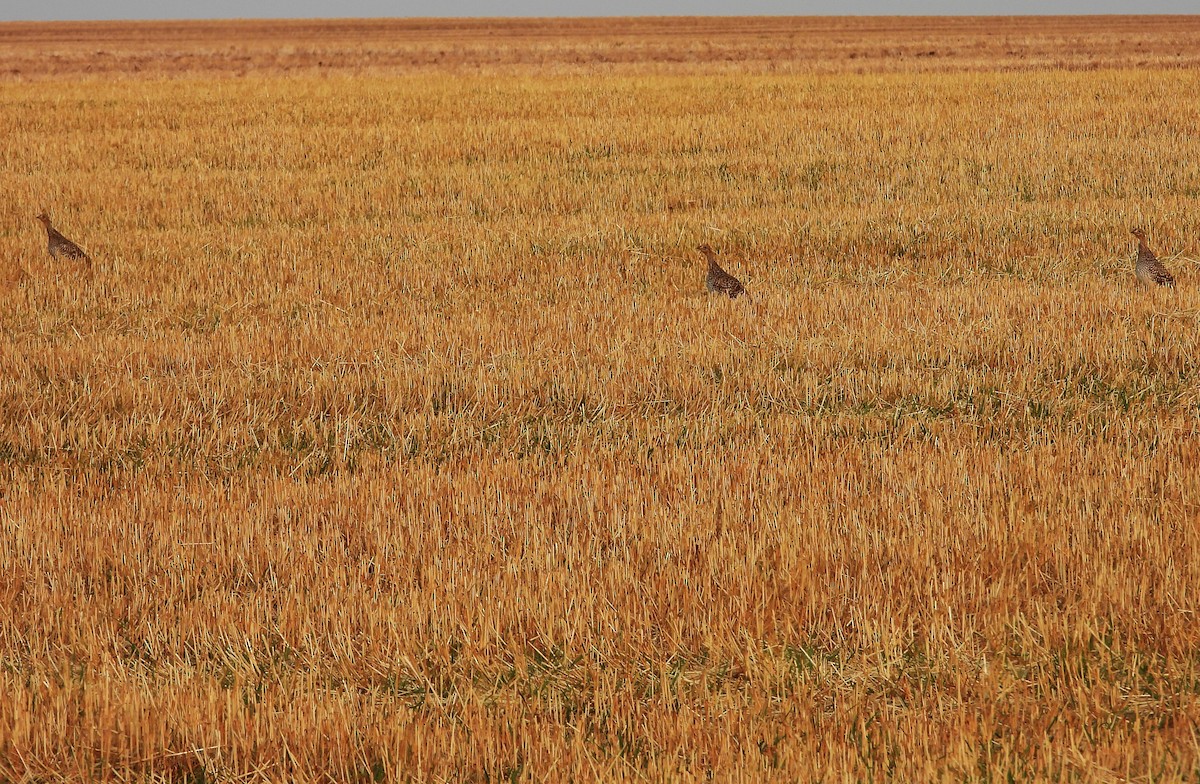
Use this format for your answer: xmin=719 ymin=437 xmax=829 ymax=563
xmin=1 ymin=15 xmax=1200 ymax=782
xmin=2 ymin=15 xmax=1200 ymax=78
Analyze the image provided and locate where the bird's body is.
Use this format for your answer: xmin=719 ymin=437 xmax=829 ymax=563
xmin=698 ymin=244 xmax=747 ymax=299
xmin=1131 ymin=228 xmax=1174 ymax=289
xmin=36 ymin=213 xmax=90 ymax=263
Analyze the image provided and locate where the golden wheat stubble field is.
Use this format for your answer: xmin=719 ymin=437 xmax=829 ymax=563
xmin=2 ymin=15 xmax=1200 ymax=781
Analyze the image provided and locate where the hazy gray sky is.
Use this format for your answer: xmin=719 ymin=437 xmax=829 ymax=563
xmin=4 ymin=1 xmax=1197 ymax=22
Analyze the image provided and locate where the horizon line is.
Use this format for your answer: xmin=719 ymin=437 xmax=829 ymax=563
xmin=4 ymin=11 xmax=1200 ymax=22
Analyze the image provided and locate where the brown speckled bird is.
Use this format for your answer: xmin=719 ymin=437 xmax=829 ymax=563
xmin=698 ymin=244 xmax=747 ymax=300
xmin=1131 ymin=228 xmax=1174 ymax=289
xmin=36 ymin=212 xmax=91 ymax=263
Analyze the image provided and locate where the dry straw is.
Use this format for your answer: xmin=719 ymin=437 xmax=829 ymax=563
xmin=1 ymin=17 xmax=1199 ymax=782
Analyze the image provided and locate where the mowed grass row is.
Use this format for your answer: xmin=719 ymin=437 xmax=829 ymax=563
xmin=1 ymin=65 xmax=1199 ymax=779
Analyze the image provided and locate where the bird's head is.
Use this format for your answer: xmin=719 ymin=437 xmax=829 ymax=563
xmin=697 ymin=244 xmax=715 ymax=258
xmin=35 ymin=212 xmax=50 ymax=226
xmin=1131 ymin=227 xmax=1148 ymax=242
